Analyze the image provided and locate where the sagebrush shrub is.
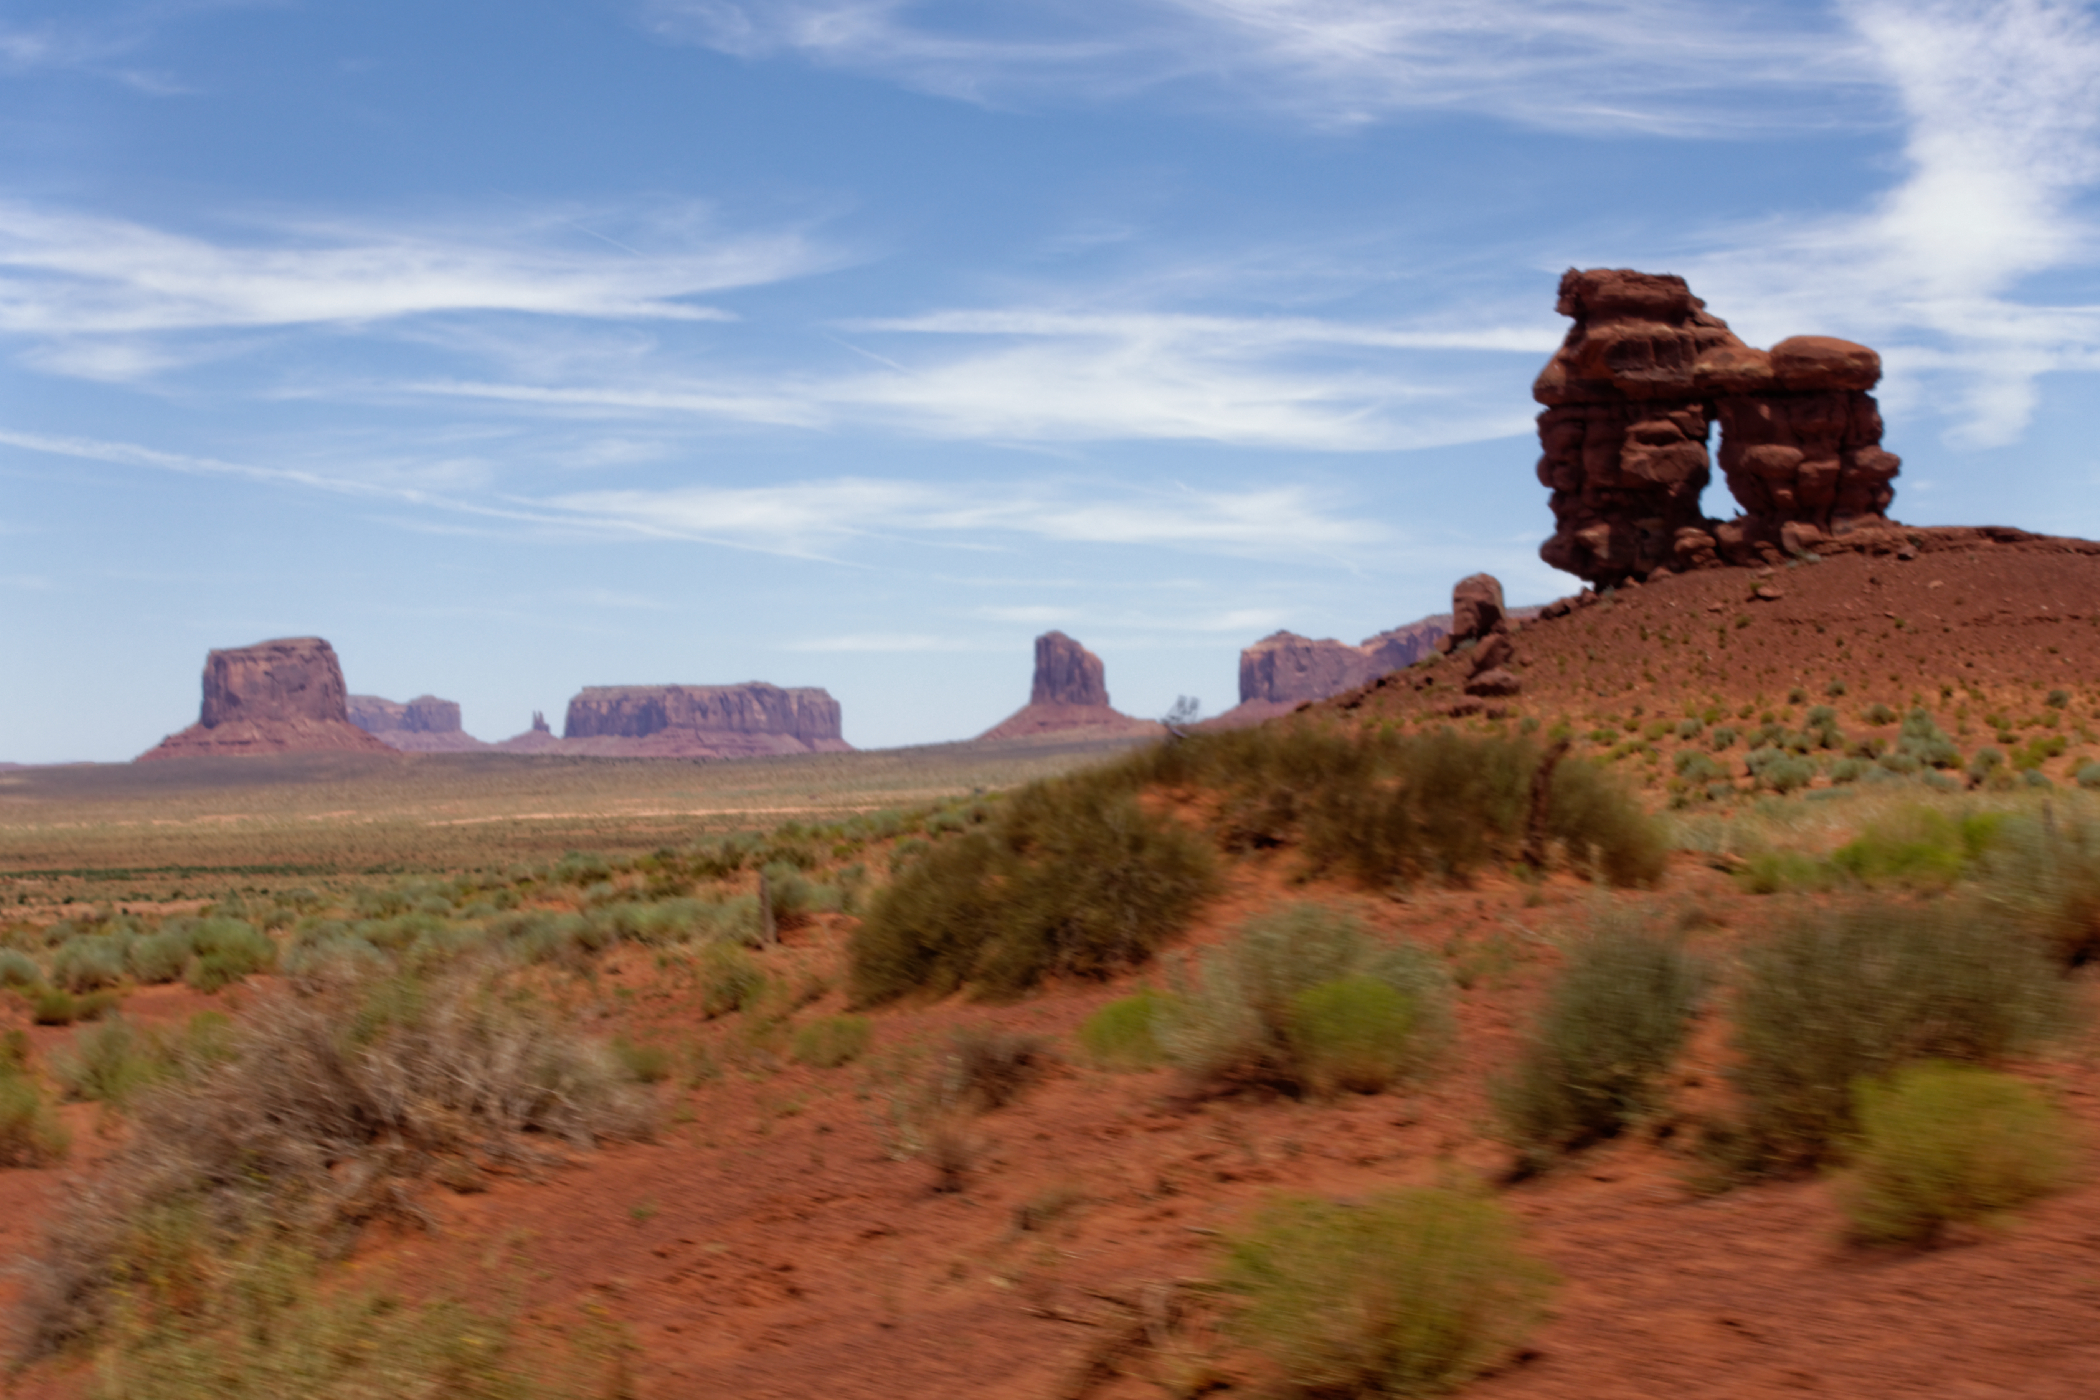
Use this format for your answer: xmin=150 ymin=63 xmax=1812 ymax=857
xmin=940 ymin=1028 xmax=1050 ymax=1111
xmin=127 ymin=929 xmax=194 ymax=985
xmin=791 ymin=1015 xmax=872 ymax=1069
xmin=1728 ymin=902 xmax=2071 ymax=1169
xmin=1221 ymin=1188 xmax=1554 ymax=1397
xmin=52 ymin=937 xmax=129 ymax=993
xmin=696 ymin=943 xmax=765 ymax=1017
xmin=0 ymin=1071 xmax=69 ymax=1167
xmin=23 ymin=966 xmax=652 ymax=1356
xmin=1494 ymin=919 xmax=1707 ymax=1170
xmin=1077 ymin=989 xmax=1174 ymax=1069
xmin=1158 ymin=903 xmax=1450 ymax=1096
xmin=1840 ymin=1062 xmax=2076 ymax=1245
xmin=850 ymin=777 xmax=1216 ymax=1003
xmin=0 ymin=948 xmax=41 ymax=989
xmin=53 ymin=1018 xmax=165 ymax=1108
xmin=1976 ymin=812 xmax=2100 ymax=964
xmin=1285 ymin=976 xmax=1422 ymax=1096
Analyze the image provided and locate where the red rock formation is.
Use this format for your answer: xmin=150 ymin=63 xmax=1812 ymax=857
xmin=139 ymin=638 xmax=395 ymax=761
xmin=349 ymin=694 xmax=488 ymax=753
xmin=1704 ymin=335 xmax=1901 ymax=559
xmin=555 ymin=684 xmax=851 ymax=758
xmin=1534 ymin=269 xmax=1741 ymax=586
xmin=1208 ymin=616 xmax=1458 ymax=727
xmin=979 ymin=633 xmax=1157 ymax=741
xmin=1534 ymin=269 xmax=1903 ymax=584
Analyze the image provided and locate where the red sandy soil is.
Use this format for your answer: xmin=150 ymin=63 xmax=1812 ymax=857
xmin=9 ymin=856 xmax=2100 ymax=1400
xmin=979 ymin=703 xmax=1163 ymax=743
xmin=1341 ymin=547 xmax=2100 ymax=730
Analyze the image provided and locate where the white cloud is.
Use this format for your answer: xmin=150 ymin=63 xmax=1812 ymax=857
xmin=644 ymin=0 xmax=1875 ymax=135
xmin=1671 ymin=0 xmax=2100 ymax=446
xmin=0 ymin=425 xmax=1386 ymax=564
xmin=0 ymin=200 xmax=833 ymax=346
xmin=406 ymin=305 xmax=1546 ymax=452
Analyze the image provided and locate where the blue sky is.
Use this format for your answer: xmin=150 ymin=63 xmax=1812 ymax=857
xmin=3 ymin=0 xmax=2098 ymax=761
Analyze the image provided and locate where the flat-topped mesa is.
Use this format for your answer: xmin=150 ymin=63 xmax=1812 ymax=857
xmin=1207 ymin=615 xmax=1455 ymax=727
xmin=978 ymin=632 xmax=1158 ymax=741
xmin=138 ymin=637 xmax=395 ymax=761
xmin=561 ymin=684 xmax=849 ymax=757
xmin=348 ymin=694 xmax=488 ymax=753
xmin=1533 ymin=268 xmax=1902 ymax=586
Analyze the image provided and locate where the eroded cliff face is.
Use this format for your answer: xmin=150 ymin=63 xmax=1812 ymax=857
xmin=1534 ymin=267 xmax=1901 ymax=586
xmin=1224 ymin=615 xmax=1455 ymax=719
xmin=549 ymin=684 xmax=852 ymax=757
xmin=139 ymin=638 xmax=395 ymax=761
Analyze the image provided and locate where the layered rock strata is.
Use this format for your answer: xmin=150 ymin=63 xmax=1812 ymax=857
xmin=1209 ymin=616 xmax=1455 ymax=727
xmin=556 ymin=684 xmax=852 ymax=758
xmin=1534 ymin=268 xmax=1902 ymax=586
xmin=139 ymin=637 xmax=395 ymax=761
xmin=349 ymin=694 xmax=489 ymax=753
xmin=979 ymin=632 xmax=1158 ymax=741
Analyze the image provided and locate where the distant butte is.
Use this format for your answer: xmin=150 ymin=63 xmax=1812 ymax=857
xmin=977 ymin=632 xmax=1160 ymax=741
xmin=138 ymin=637 xmax=396 ymax=761
xmin=491 ymin=683 xmax=853 ymax=759
xmin=349 ymin=694 xmax=490 ymax=753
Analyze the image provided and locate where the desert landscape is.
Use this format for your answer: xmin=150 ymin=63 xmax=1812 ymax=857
xmin=4 ymin=266 xmax=2100 ymax=1399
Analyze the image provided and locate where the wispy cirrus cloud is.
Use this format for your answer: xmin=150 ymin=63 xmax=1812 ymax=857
xmin=0 ymin=199 xmax=837 ymax=372
xmin=1675 ymin=0 xmax=2100 ymax=446
xmin=643 ymin=0 xmax=1877 ymax=134
xmin=0 ymin=425 xmax=1387 ymax=563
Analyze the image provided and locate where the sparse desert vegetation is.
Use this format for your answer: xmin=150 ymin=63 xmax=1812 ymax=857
xmin=7 ymin=588 xmax=2100 ymax=1397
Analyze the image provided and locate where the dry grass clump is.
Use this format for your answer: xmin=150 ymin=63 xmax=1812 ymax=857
xmin=849 ymin=777 xmax=1217 ymax=1003
xmin=22 ymin=963 xmax=654 ymax=1359
xmin=1976 ymin=810 xmax=2100 ymax=965
xmin=1725 ymin=901 xmax=2072 ymax=1172
xmin=939 ymin=1027 xmax=1052 ymax=1111
xmin=0 ymin=1030 xmax=69 ymax=1167
xmin=1839 ymin=1062 xmax=2078 ymax=1246
xmin=1494 ymin=917 xmax=1707 ymax=1172
xmin=1158 ymin=903 xmax=1451 ymax=1097
xmin=1219 ymin=1187 xmax=1554 ymax=1397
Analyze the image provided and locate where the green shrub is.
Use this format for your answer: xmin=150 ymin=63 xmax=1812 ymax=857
xmin=850 ymin=778 xmax=1216 ymax=1003
xmin=32 ymin=987 xmax=80 ymax=1025
xmin=85 ymin=1243 xmax=576 ymax=1400
xmin=791 ymin=1015 xmax=872 ymax=1069
xmin=1840 ymin=1063 xmax=2076 ymax=1245
xmin=1728 ymin=903 xmax=2071 ymax=1169
xmin=0 ymin=948 xmax=41 ymax=989
xmin=1077 ymin=989 xmax=1174 ymax=1069
xmin=183 ymin=919 xmax=273 ymax=992
xmin=611 ymin=1035 xmax=673 ymax=1084
xmin=696 ymin=943 xmax=765 ymax=1017
xmin=22 ymin=969 xmax=653 ymax=1357
xmin=128 ymin=929 xmax=195 ymax=985
xmin=1733 ymin=850 xmax=1838 ymax=893
xmin=2079 ymin=761 xmax=2100 ymax=790
xmin=1494 ymin=920 xmax=1707 ymax=1170
xmin=1546 ymin=760 xmax=1668 ymax=885
xmin=1831 ymin=808 xmax=1998 ymax=887
xmin=52 ymin=1018 xmax=168 ymax=1107
xmin=1895 ymin=708 xmax=1962 ymax=769
xmin=52 ymin=936 xmax=130 ymax=993
xmin=1285 ymin=977 xmax=1423 ymax=1096
xmin=1862 ymin=702 xmax=1899 ymax=726
xmin=0 ymin=1071 xmax=70 ymax=1166
xmin=1709 ymin=725 xmax=1739 ymax=751
xmin=1220 ymin=1188 xmax=1554 ymax=1397
xmin=1746 ymin=746 xmax=1815 ymax=794
xmin=1976 ymin=812 xmax=2100 ymax=964
xmin=1829 ymin=757 xmax=1868 ymax=784
xmin=1674 ymin=750 xmax=1726 ymax=784
xmin=1158 ymin=903 xmax=1450 ymax=1096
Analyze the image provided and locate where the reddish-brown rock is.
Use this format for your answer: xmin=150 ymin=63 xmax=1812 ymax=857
xmin=554 ymin=684 xmax=851 ymax=758
xmin=1207 ymin=615 xmax=1457 ymax=727
xmin=1030 ymin=631 xmax=1109 ymax=708
xmin=980 ymin=633 xmax=1157 ymax=742
xmin=349 ymin=694 xmax=489 ymax=753
xmin=138 ymin=637 xmax=395 ymax=761
xmin=1450 ymin=574 xmax=1507 ymax=644
xmin=1534 ymin=269 xmax=1902 ymax=585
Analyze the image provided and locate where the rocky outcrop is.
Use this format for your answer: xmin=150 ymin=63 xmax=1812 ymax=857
xmin=550 ymin=684 xmax=852 ymax=758
xmin=138 ymin=637 xmax=395 ymax=761
xmin=1708 ymin=336 xmax=1901 ymax=559
xmin=492 ymin=711 xmax=562 ymax=753
xmin=979 ymin=633 xmax=1158 ymax=741
xmin=348 ymin=694 xmax=489 ymax=753
xmin=1534 ymin=268 xmax=1903 ymax=586
xmin=1209 ymin=615 xmax=1456 ymax=726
